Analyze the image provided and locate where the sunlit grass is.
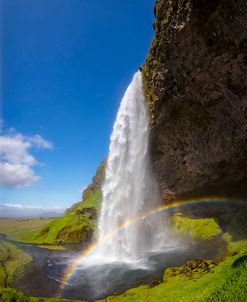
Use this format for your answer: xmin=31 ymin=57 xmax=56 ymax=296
xmin=37 ymin=245 xmax=66 ymax=250
xmin=0 ymin=218 xmax=54 ymax=242
xmin=172 ymin=215 xmax=221 ymax=240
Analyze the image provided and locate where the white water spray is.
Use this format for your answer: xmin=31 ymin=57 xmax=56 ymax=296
xmin=94 ymin=71 xmax=172 ymax=263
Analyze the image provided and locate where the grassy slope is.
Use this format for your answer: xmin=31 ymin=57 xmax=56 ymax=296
xmin=0 ymin=218 xmax=53 ymax=242
xmin=66 ymin=191 xmax=101 ymax=214
xmin=0 ymin=192 xmax=101 ymax=246
xmin=32 ymin=191 xmax=101 ymax=244
xmin=0 ymin=241 xmax=32 ymax=288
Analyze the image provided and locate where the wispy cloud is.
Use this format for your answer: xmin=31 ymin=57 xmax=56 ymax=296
xmin=0 ymin=203 xmax=65 ymax=218
xmin=3 ymin=203 xmax=63 ymax=210
xmin=0 ymin=129 xmax=53 ymax=187
xmin=28 ymin=134 xmax=53 ymax=150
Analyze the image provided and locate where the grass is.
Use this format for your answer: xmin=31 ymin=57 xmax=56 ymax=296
xmin=0 ymin=192 xmax=102 ymax=246
xmin=172 ymin=214 xmax=221 ymax=240
xmin=34 ymin=213 xmax=95 ymax=244
xmin=67 ymin=191 xmax=102 ymax=214
xmin=0 ymin=218 xmax=53 ymax=242
xmin=0 ymin=287 xmax=82 ymax=302
xmin=37 ymin=245 xmax=66 ymax=250
xmin=34 ymin=192 xmax=101 ymax=244
xmin=0 ymin=241 xmax=32 ymax=287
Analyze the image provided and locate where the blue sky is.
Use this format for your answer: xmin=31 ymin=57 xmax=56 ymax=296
xmin=0 ymin=0 xmax=154 ymax=212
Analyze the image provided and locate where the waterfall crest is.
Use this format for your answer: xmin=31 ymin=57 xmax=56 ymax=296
xmin=94 ymin=71 xmax=171 ymax=263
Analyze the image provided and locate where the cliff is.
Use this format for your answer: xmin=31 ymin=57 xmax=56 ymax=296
xmin=81 ymin=159 xmax=106 ymax=201
xmin=143 ymin=0 xmax=247 ymax=200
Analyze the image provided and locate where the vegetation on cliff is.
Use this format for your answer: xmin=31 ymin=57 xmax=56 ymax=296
xmin=34 ymin=191 xmax=101 ymax=244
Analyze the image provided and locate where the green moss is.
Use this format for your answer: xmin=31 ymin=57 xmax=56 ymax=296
xmin=161 ymin=0 xmax=174 ymax=27
xmin=76 ymin=191 xmax=102 ymax=212
xmin=142 ymin=58 xmax=160 ymax=125
xmin=164 ymin=259 xmax=217 ymax=282
xmin=0 ymin=241 xmax=32 ymax=287
xmin=172 ymin=215 xmax=221 ymax=240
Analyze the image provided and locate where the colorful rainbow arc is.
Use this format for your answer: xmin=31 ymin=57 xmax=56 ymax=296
xmin=57 ymin=196 xmax=245 ymax=295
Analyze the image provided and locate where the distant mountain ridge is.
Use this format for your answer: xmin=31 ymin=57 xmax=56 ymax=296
xmin=0 ymin=204 xmax=64 ymax=218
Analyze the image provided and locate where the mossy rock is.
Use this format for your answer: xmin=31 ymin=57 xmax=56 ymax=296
xmin=164 ymin=259 xmax=217 ymax=282
xmin=55 ymin=224 xmax=93 ymax=244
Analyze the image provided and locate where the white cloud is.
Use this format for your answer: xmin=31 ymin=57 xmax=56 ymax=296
xmin=0 ymin=130 xmax=53 ymax=187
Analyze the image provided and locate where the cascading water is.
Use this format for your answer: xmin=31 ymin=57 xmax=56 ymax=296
xmin=93 ymin=71 xmax=172 ymax=264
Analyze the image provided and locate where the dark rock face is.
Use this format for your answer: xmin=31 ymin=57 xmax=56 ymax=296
xmin=143 ymin=0 xmax=247 ymax=199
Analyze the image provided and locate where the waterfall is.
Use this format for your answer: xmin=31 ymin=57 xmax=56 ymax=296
xmin=94 ymin=71 xmax=171 ymax=263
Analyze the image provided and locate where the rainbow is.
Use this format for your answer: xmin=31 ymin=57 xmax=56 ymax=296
xmin=57 ymin=196 xmax=245 ymax=295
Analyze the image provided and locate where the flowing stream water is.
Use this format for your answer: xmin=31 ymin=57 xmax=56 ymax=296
xmin=93 ymin=71 xmax=172 ymax=264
